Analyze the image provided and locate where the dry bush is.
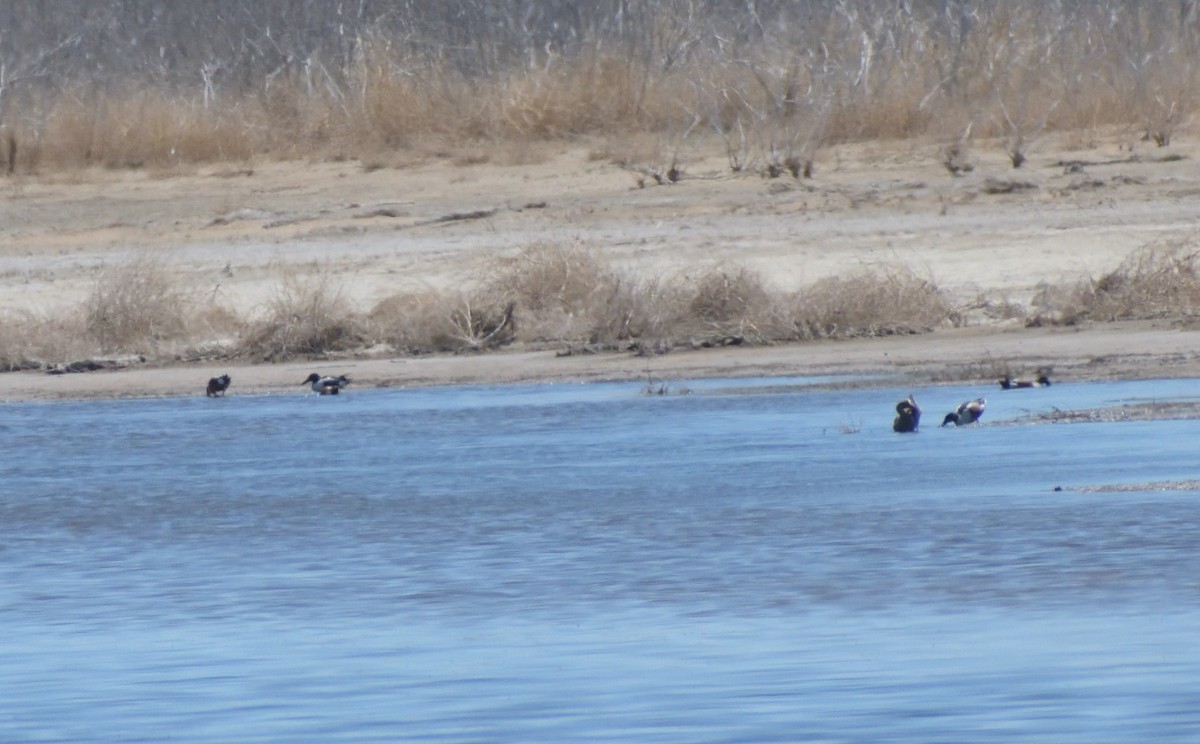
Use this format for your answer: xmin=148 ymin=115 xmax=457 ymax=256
xmin=584 ymin=274 xmax=689 ymax=347
xmin=0 ymin=310 xmax=90 ymax=370
xmin=481 ymin=241 xmax=623 ymax=345
xmin=795 ymin=265 xmax=960 ymax=338
xmin=82 ymin=253 xmax=192 ymax=353
xmin=5 ymin=3 xmax=1200 ymax=172
xmin=497 ymin=52 xmax=674 ymax=138
xmin=367 ymin=285 xmax=487 ymax=354
xmin=4 ymin=262 xmax=238 ymax=366
xmin=239 ymin=270 xmax=366 ymax=361
xmin=1057 ymin=240 xmax=1200 ymax=323
xmin=368 ymin=245 xmax=688 ymax=354
xmin=39 ymin=89 xmax=256 ymax=169
xmin=683 ymin=266 xmax=792 ymax=343
xmin=174 ymin=300 xmax=246 ymax=360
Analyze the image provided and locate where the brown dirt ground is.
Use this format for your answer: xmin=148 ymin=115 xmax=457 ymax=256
xmin=3 ymin=131 xmax=1200 ymax=401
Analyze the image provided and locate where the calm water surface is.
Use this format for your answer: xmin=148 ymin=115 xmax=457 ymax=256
xmin=2 ymin=376 xmax=1199 ymax=742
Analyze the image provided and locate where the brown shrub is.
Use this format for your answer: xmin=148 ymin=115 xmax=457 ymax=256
xmin=585 ymin=275 xmax=689 ymax=346
xmin=795 ymin=265 xmax=959 ymax=337
xmin=1057 ymin=240 xmax=1200 ymax=323
xmin=0 ymin=311 xmax=89 ymax=370
xmin=481 ymin=241 xmax=622 ymax=345
xmin=39 ymin=89 xmax=256 ymax=169
xmin=239 ymin=270 xmax=366 ymax=361
xmin=82 ymin=253 xmax=192 ymax=353
xmin=683 ymin=266 xmax=792 ymax=343
xmin=368 ymin=285 xmax=515 ymax=353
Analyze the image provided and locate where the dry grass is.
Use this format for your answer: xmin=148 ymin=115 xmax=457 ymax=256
xmin=795 ymin=265 xmax=961 ymax=338
xmin=481 ymin=242 xmax=624 ymax=345
xmin=82 ymin=253 xmax=192 ymax=353
xmin=238 ymin=270 xmax=366 ymax=361
xmin=367 ymin=285 xmax=467 ymax=354
xmin=683 ymin=266 xmax=792 ymax=343
xmin=31 ymin=88 xmax=257 ymax=170
xmin=10 ymin=238 xmax=1200 ymax=369
xmin=363 ymin=244 xmax=964 ymax=358
xmin=0 ymin=311 xmax=87 ymax=370
xmin=1059 ymin=239 xmax=1200 ymax=323
xmin=3 ymin=4 xmax=1198 ymax=175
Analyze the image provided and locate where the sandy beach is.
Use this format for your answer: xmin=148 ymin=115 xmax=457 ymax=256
xmin=3 ymin=133 xmax=1200 ymax=401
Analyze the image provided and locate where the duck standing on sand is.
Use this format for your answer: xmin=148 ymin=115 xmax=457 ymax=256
xmin=893 ymin=395 xmax=921 ymax=433
xmin=999 ymin=374 xmax=1051 ymax=389
xmin=304 ymin=373 xmax=350 ymax=395
xmin=206 ymin=374 xmax=231 ymax=397
xmin=942 ymin=397 xmax=986 ymax=426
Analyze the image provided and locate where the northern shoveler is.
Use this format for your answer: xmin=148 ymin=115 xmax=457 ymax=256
xmin=304 ymin=373 xmax=350 ymax=395
xmin=893 ymin=395 xmax=921 ymax=433
xmin=942 ymin=397 xmax=986 ymax=426
xmin=999 ymin=374 xmax=1051 ymax=389
xmin=206 ymin=374 xmax=231 ymax=397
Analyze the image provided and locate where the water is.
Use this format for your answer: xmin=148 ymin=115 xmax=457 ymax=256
xmin=2 ymin=376 xmax=1200 ymax=742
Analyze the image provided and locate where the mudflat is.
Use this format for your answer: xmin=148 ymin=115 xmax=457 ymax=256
xmin=2 ymin=133 xmax=1199 ymax=401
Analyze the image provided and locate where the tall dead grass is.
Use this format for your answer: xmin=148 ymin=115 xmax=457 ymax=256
xmin=0 ymin=311 xmax=86 ymax=370
xmin=0 ymin=253 xmax=245 ymax=368
xmin=365 ymin=245 xmax=960 ymax=357
xmin=1047 ymin=239 xmax=1200 ymax=324
xmin=683 ymin=266 xmax=794 ymax=343
xmin=30 ymin=88 xmax=257 ymax=170
xmin=238 ymin=270 xmax=366 ymax=361
xmin=4 ymin=3 xmax=1199 ymax=173
xmin=796 ymin=266 xmax=960 ymax=338
xmin=18 ymin=239 xmax=1200 ymax=370
xmin=83 ymin=253 xmax=192 ymax=353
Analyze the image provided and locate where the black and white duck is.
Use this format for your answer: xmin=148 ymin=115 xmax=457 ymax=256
xmin=304 ymin=373 xmax=350 ymax=395
xmin=941 ymin=397 xmax=986 ymax=426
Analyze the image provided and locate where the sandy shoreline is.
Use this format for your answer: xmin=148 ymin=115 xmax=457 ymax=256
xmin=3 ymin=321 xmax=1198 ymax=403
xmin=4 ymin=134 xmax=1200 ymax=403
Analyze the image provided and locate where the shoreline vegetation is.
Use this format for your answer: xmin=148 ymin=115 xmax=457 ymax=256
xmin=2 ymin=3 xmax=1197 ymax=172
xmin=4 ymin=2 xmax=1200 ymax=399
xmin=4 ymin=235 xmax=1200 ymax=374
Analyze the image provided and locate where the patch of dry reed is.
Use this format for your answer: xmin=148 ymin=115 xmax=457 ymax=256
xmin=0 ymin=311 xmax=86 ymax=370
xmin=367 ymin=285 xmax=464 ymax=354
xmin=82 ymin=253 xmax=192 ymax=353
xmin=795 ymin=265 xmax=960 ymax=338
xmin=1050 ymin=239 xmax=1200 ymax=324
xmin=26 ymin=239 xmax=1200 ymax=369
xmin=4 ymin=3 xmax=1197 ymax=175
xmin=239 ymin=270 xmax=365 ymax=361
xmin=682 ymin=266 xmax=794 ymax=343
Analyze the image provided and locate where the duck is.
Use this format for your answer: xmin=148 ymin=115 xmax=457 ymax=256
xmin=893 ymin=394 xmax=921 ymax=433
xmin=999 ymin=374 xmax=1051 ymax=389
xmin=942 ymin=397 xmax=985 ymax=426
xmin=205 ymin=374 xmax=231 ymax=397
xmin=304 ymin=373 xmax=350 ymax=395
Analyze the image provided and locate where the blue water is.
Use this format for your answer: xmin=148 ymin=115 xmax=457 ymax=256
xmin=2 ymin=376 xmax=1199 ymax=742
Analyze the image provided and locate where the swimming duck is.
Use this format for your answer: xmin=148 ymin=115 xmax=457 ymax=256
xmin=304 ymin=373 xmax=350 ymax=395
xmin=206 ymin=374 xmax=231 ymax=397
xmin=942 ymin=397 xmax=986 ymax=426
xmin=893 ymin=394 xmax=921 ymax=433
xmin=999 ymin=374 xmax=1051 ymax=389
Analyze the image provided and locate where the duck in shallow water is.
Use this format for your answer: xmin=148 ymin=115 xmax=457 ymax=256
xmin=999 ymin=374 xmax=1051 ymax=389
xmin=205 ymin=374 xmax=231 ymax=397
xmin=942 ymin=397 xmax=986 ymax=426
xmin=304 ymin=373 xmax=350 ymax=395
xmin=893 ymin=395 xmax=921 ymax=433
